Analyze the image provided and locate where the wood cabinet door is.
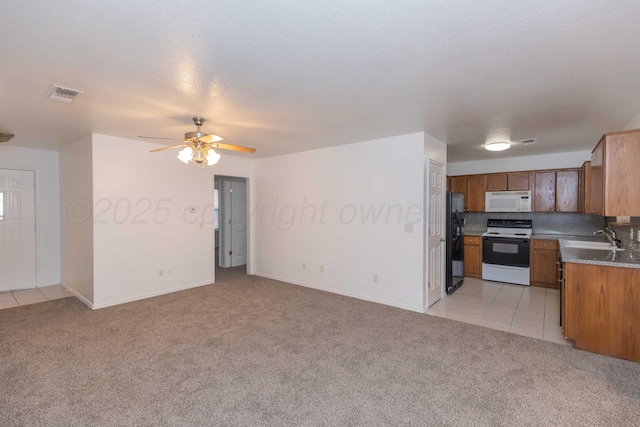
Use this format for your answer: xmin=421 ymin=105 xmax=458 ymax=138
xmin=534 ymin=171 xmax=556 ymax=212
xmin=507 ymin=172 xmax=530 ymax=190
xmin=466 ymin=175 xmax=487 ymax=212
xmin=449 ymin=176 xmax=466 ymax=193
xmin=531 ymin=249 xmax=558 ymax=288
xmin=487 ymin=174 xmax=507 ymax=191
xmin=463 ymin=244 xmax=481 ymax=277
xmin=590 ymin=137 xmax=604 ymax=215
xmin=603 ymin=131 xmax=640 ymax=216
xmin=556 ymin=170 xmax=579 ymax=212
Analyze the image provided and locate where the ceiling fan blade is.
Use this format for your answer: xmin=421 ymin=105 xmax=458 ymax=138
xmin=199 ymin=134 xmax=225 ymax=143
xmin=212 ymin=142 xmax=256 ymax=154
xmin=150 ymin=144 xmax=189 ymax=152
xmin=138 ymin=136 xmax=183 ymax=142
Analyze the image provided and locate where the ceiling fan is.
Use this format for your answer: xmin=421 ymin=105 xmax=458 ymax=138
xmin=139 ymin=117 xmax=256 ymax=166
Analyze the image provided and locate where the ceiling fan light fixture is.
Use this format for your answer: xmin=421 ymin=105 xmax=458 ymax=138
xmin=177 ymin=147 xmax=193 ymax=163
xmin=485 ymin=141 xmax=511 ymax=152
xmin=207 ymin=149 xmax=220 ymax=165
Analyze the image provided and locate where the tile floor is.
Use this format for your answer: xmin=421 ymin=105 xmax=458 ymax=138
xmin=0 ymin=285 xmax=72 ymax=310
xmin=427 ymin=277 xmax=571 ymax=345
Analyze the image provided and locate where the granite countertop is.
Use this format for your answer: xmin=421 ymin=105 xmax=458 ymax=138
xmin=463 ymin=230 xmax=484 ymax=236
xmin=559 ymin=238 xmax=640 ymax=269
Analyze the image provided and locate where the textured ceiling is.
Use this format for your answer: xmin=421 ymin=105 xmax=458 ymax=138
xmin=1 ymin=1 xmax=640 ymax=162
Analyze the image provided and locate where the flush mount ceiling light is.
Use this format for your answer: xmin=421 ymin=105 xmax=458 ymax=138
xmin=485 ymin=141 xmax=511 ymax=152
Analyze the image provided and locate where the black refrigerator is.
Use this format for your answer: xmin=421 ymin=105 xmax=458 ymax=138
xmin=446 ymin=192 xmax=464 ymax=295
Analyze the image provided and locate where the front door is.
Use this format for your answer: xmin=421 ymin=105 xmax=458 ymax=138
xmin=427 ymin=160 xmax=444 ymax=307
xmin=0 ymin=169 xmax=36 ymax=292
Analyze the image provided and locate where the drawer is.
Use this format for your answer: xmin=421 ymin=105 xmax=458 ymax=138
xmin=464 ymin=235 xmax=481 ymax=246
xmin=532 ymin=239 xmax=558 ymax=250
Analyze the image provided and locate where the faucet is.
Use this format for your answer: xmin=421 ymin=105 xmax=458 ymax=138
xmin=594 ymin=227 xmax=622 ymax=248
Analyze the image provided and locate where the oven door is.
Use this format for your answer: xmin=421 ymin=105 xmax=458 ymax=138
xmin=482 ymin=236 xmax=530 ymax=268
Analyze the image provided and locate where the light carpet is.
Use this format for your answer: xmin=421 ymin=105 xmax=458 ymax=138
xmin=1 ymin=267 xmax=639 ymax=426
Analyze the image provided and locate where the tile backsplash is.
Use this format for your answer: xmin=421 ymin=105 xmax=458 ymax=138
xmin=463 ymin=212 xmax=605 ymax=236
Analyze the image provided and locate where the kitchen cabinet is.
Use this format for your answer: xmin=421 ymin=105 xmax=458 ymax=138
xmin=562 ymin=262 xmax=640 ymax=362
xmin=486 ymin=174 xmax=507 ymax=191
xmin=534 ymin=169 xmax=580 ymax=213
xmin=590 ymin=129 xmax=640 ymax=216
xmin=463 ymin=235 xmax=482 ymax=278
xmin=555 ymin=170 xmax=579 ymax=212
xmin=530 ymin=239 xmax=558 ymax=288
xmin=579 ymin=161 xmax=591 ymax=213
xmin=449 ymin=176 xmax=466 ymax=193
xmin=486 ymin=172 xmax=530 ymax=191
xmin=466 ymin=175 xmax=486 ymax=212
xmin=534 ymin=171 xmax=556 ymax=212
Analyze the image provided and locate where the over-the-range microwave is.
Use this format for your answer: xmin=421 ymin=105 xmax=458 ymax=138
xmin=485 ymin=190 xmax=532 ymax=212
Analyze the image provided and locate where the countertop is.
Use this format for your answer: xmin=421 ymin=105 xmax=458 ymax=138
xmin=559 ymin=238 xmax=640 ymax=269
xmin=463 ymin=229 xmax=640 ymax=269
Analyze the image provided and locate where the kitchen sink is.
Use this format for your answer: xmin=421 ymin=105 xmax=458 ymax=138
xmin=563 ymin=240 xmax=625 ymax=251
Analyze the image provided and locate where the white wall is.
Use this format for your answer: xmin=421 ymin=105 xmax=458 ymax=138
xmin=624 ymin=111 xmax=640 ymax=130
xmin=253 ymin=132 xmax=427 ymax=312
xmin=447 ymin=150 xmax=591 ymax=176
xmin=90 ymin=134 xmax=253 ymax=308
xmin=59 ymin=136 xmax=94 ymax=303
xmin=0 ymin=145 xmax=61 ymax=287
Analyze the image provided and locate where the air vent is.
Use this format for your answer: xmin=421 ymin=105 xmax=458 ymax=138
xmin=520 ymin=138 xmax=537 ymax=145
xmin=47 ymin=85 xmax=83 ymax=103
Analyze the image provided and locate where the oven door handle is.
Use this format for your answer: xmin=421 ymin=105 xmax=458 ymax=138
xmin=483 ymin=237 xmax=530 ymax=244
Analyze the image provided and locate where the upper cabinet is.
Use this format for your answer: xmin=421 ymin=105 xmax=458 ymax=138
xmin=556 ymin=170 xmax=579 ymax=212
xmin=579 ymin=161 xmax=591 ymax=213
xmin=590 ymin=129 xmax=640 ymax=216
xmin=533 ymin=169 xmax=579 ymax=212
xmin=449 ymin=167 xmax=580 ymax=213
xmin=466 ymin=175 xmax=487 ymax=212
xmin=534 ymin=171 xmax=556 ymax=212
xmin=486 ymin=172 xmax=530 ymax=191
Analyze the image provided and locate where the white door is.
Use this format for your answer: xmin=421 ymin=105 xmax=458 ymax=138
xmin=230 ymin=179 xmax=247 ymax=267
xmin=0 ymin=169 xmax=36 ymax=292
xmin=427 ymin=161 xmax=444 ymax=307
xmin=219 ymin=177 xmax=247 ymax=268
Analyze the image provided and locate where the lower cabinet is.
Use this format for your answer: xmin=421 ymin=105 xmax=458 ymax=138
xmin=463 ymin=235 xmax=482 ymax=278
xmin=562 ymin=262 xmax=640 ymax=362
xmin=530 ymin=239 xmax=559 ymax=288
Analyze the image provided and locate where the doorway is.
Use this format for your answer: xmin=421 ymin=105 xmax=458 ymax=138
xmin=215 ymin=176 xmax=248 ymax=271
xmin=0 ymin=168 xmax=36 ymax=292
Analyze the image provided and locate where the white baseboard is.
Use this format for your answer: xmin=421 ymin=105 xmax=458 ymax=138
xmin=60 ymin=282 xmax=94 ymax=309
xmin=254 ymin=272 xmax=424 ymax=313
xmin=91 ymin=280 xmax=215 ymax=310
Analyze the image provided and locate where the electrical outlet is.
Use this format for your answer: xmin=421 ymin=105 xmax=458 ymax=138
xmin=302 ymin=262 xmax=306 ymax=270
xmin=158 ymin=269 xmax=164 ymax=277
xmin=404 ymin=223 xmax=413 ymax=233
xmin=373 ymin=273 xmax=378 ymax=283
xmin=320 ymin=265 xmax=324 ymax=273
xmin=167 ymin=268 xmax=173 ymax=276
